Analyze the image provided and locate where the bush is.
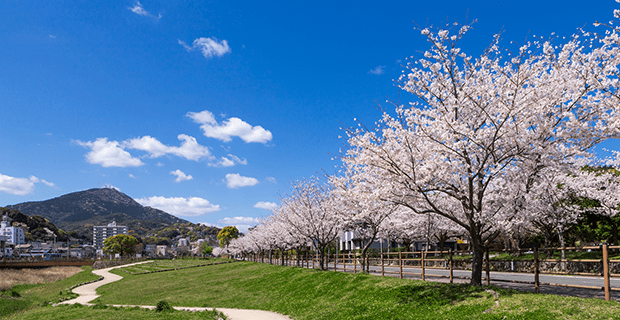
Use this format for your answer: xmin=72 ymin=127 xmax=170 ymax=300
xmin=155 ymin=300 xmax=174 ymax=312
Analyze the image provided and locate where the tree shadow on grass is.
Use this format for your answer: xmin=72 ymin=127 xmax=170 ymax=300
xmin=395 ymin=283 xmax=486 ymax=307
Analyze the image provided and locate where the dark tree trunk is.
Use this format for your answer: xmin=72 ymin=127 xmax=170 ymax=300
xmin=469 ymin=233 xmax=485 ymax=286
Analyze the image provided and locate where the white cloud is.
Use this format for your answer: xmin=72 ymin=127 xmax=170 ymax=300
xmin=187 ymin=110 xmax=272 ymax=143
xmin=254 ymin=201 xmax=278 ymax=211
xmin=209 ymin=154 xmax=247 ymax=167
xmin=170 ymin=169 xmax=193 ymax=183
xmin=75 ymin=138 xmax=144 ymax=168
xmin=129 ymin=174 xmax=137 ymax=179
xmin=178 ymin=37 xmax=231 ymax=59
xmin=266 ymin=177 xmax=277 ymax=184
xmin=128 ymin=1 xmax=161 ymax=20
xmin=0 ymin=174 xmax=39 ymax=195
xmin=368 ymin=65 xmax=385 ymax=75
xmin=103 ymin=184 xmax=121 ymax=192
xmin=217 ymin=216 xmax=260 ymax=233
xmin=124 ymin=134 xmax=212 ymax=161
xmin=123 ymin=135 xmax=169 ymax=158
xmin=40 ymin=179 xmax=56 ymax=187
xmin=136 ymin=196 xmax=221 ymax=217
xmin=224 ymin=173 xmax=259 ymax=189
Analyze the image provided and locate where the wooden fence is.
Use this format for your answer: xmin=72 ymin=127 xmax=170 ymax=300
xmin=244 ymin=245 xmax=618 ymax=302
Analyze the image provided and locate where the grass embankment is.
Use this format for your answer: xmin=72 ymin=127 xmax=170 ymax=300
xmin=5 ymin=260 xmax=620 ymax=319
xmin=1 ymin=265 xmax=100 ymax=317
xmin=1 ymin=262 xmax=227 ymax=320
xmin=93 ymin=261 xmax=618 ymax=319
xmin=117 ymin=257 xmax=231 ymax=274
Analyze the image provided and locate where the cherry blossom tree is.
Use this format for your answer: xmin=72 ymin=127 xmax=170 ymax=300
xmin=275 ymin=177 xmax=343 ymax=270
xmin=331 ymin=168 xmax=399 ymax=273
xmin=343 ymin=14 xmax=620 ymax=285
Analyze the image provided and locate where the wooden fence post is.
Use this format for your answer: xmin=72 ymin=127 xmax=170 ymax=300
xmin=485 ymin=247 xmax=490 ymax=286
xmin=334 ymin=253 xmax=337 ymax=272
xmin=449 ymin=249 xmax=453 ymax=284
xmin=421 ymin=251 xmax=426 ymax=281
xmin=603 ymin=244 xmax=611 ymax=302
xmin=354 ymin=253 xmax=357 ymax=273
xmin=399 ymin=251 xmax=403 ymax=279
xmin=534 ymin=247 xmax=540 ymax=294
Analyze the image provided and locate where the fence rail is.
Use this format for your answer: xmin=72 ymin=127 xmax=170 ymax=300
xmin=243 ymin=244 xmax=618 ymax=302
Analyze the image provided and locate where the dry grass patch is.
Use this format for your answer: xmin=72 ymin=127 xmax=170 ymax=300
xmin=0 ymin=267 xmax=82 ymax=291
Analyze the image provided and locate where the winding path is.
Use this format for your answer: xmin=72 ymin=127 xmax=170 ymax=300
xmin=59 ymin=261 xmax=291 ymax=320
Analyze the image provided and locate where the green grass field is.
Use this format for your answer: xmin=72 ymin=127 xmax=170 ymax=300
xmin=3 ymin=260 xmax=620 ymax=319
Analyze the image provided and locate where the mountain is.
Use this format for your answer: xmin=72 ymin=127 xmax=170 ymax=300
xmin=8 ymin=188 xmax=189 ymax=239
xmin=0 ymin=207 xmax=69 ymax=242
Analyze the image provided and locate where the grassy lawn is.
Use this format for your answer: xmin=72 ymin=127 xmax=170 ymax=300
xmin=5 ymin=303 xmax=227 ymax=319
xmin=4 ymin=260 xmax=620 ymax=319
xmin=89 ymin=261 xmax=619 ymax=320
xmin=1 ymin=265 xmax=100 ymax=317
xmin=116 ymin=258 xmax=231 ymax=274
xmin=1 ymin=264 xmax=226 ymax=320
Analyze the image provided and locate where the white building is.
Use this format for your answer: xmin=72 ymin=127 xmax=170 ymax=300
xmin=0 ymin=214 xmax=25 ymax=247
xmin=92 ymin=221 xmax=128 ymax=249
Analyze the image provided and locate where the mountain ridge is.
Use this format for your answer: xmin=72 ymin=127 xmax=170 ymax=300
xmin=7 ymin=188 xmax=189 ymax=239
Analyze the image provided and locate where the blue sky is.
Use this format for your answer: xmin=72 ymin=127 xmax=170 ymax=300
xmin=0 ymin=0 xmax=618 ymax=232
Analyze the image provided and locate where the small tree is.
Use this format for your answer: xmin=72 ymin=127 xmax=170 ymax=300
xmin=217 ymin=226 xmax=239 ymax=247
xmin=201 ymin=242 xmax=213 ymax=256
xmin=103 ymin=234 xmax=139 ymax=257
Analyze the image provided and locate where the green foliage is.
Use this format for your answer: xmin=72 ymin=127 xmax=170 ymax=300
xmin=103 ymin=234 xmax=139 ymax=256
xmin=201 ymin=243 xmax=213 ymax=256
xmin=217 ymin=226 xmax=239 ymax=247
xmin=155 ymin=300 xmax=173 ymax=312
xmin=569 ymin=213 xmax=620 ymax=245
xmin=0 ymin=207 xmax=69 ymax=242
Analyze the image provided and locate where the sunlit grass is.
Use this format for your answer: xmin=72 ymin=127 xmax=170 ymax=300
xmin=95 ymin=261 xmax=620 ymax=320
xmin=1 ymin=265 xmax=100 ymax=317
xmin=4 ymin=260 xmax=620 ymax=319
xmin=0 ymin=266 xmax=83 ymax=291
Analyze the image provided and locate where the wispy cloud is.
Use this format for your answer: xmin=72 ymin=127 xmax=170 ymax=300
xmin=124 ymin=134 xmax=212 ymax=161
xmin=103 ymin=184 xmax=121 ymax=192
xmin=209 ymin=154 xmax=247 ymax=168
xmin=254 ymin=201 xmax=278 ymax=211
xmin=0 ymin=174 xmax=54 ymax=196
xmin=204 ymin=216 xmax=260 ymax=233
xmin=187 ymin=110 xmax=272 ymax=143
xmin=178 ymin=37 xmax=230 ymax=59
xmin=75 ymin=138 xmax=144 ymax=168
xmin=136 ymin=196 xmax=221 ymax=217
xmin=170 ymin=169 xmax=193 ymax=183
xmin=266 ymin=177 xmax=276 ymax=184
xmin=368 ymin=65 xmax=385 ymax=75
xmin=224 ymin=173 xmax=259 ymax=189
xmin=128 ymin=1 xmax=161 ymax=20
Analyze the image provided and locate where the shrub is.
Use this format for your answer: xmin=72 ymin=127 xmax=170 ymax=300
xmin=155 ymin=300 xmax=174 ymax=312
